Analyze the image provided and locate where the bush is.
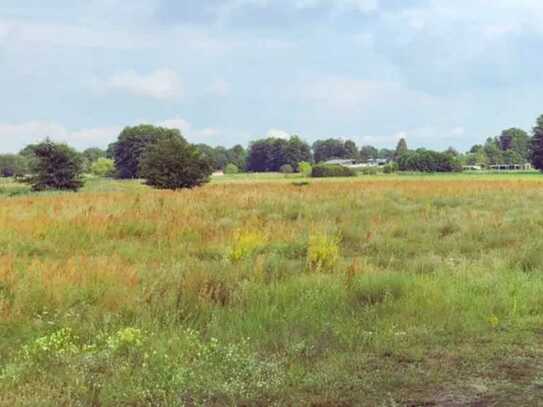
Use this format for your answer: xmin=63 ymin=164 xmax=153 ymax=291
xmin=279 ymin=164 xmax=294 ymax=174
xmin=224 ymin=163 xmax=240 ymax=174
xmin=90 ymin=158 xmax=115 ymax=177
xmin=383 ymin=162 xmax=398 ymax=174
xmin=139 ymin=134 xmax=213 ymax=190
xmin=298 ymin=161 xmax=312 ymax=177
xmin=311 ymin=164 xmax=356 ymax=178
xmin=26 ymin=141 xmax=84 ymax=191
xmin=397 ymin=150 xmax=462 ymax=172
xmin=360 ymin=167 xmax=379 ymax=175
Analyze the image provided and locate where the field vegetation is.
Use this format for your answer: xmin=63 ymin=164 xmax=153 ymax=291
xmin=2 ymin=174 xmax=543 ymax=405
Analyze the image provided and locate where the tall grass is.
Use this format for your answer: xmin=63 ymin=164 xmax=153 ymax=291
xmin=2 ymin=176 xmax=543 ymax=405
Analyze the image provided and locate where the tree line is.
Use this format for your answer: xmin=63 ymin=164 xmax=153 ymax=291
xmin=2 ymin=114 xmax=543 ymax=191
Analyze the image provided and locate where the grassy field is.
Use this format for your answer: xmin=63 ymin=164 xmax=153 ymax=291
xmin=2 ymin=173 xmax=543 ymax=405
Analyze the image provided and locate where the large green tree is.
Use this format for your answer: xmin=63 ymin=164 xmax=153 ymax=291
xmin=139 ymin=133 xmax=213 ymax=189
xmin=247 ymin=136 xmax=310 ymax=172
xmin=397 ymin=149 xmax=462 ymax=173
xmin=81 ymin=147 xmax=107 ymax=172
xmin=282 ymin=136 xmax=312 ymax=170
xmin=226 ymin=145 xmax=247 ymax=171
xmin=483 ymin=138 xmax=503 ymax=165
xmin=312 ymin=139 xmax=350 ymax=163
xmin=196 ymin=144 xmax=247 ymax=171
xmin=531 ymin=115 xmax=543 ymax=171
xmin=498 ymin=128 xmax=531 ymax=162
xmin=359 ymin=145 xmax=378 ymax=162
xmin=26 ymin=140 xmax=84 ymax=191
xmin=344 ymin=140 xmax=359 ymax=160
xmin=111 ymin=125 xmax=177 ymax=179
xmin=393 ymin=138 xmax=408 ymax=161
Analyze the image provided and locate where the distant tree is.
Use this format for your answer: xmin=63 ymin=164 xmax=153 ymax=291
xmin=26 ymin=140 xmax=84 ymax=191
xmin=19 ymin=144 xmax=40 ymax=158
xmin=90 ymin=158 xmax=115 ymax=177
xmin=397 ymin=149 xmax=462 ymax=173
xmin=82 ymin=147 xmax=106 ymax=163
xmin=464 ymin=150 xmax=488 ymax=167
xmin=469 ymin=144 xmax=484 ymax=154
xmin=394 ymin=138 xmax=408 ymax=161
xmin=139 ymin=133 xmax=213 ymax=190
xmin=226 ymin=145 xmax=247 ymax=171
xmin=283 ymin=136 xmax=312 ymax=170
xmin=81 ymin=147 xmax=107 ymax=172
xmin=111 ymin=125 xmax=176 ymax=179
xmin=359 ymin=145 xmax=378 ymax=162
xmin=483 ymin=138 xmax=503 ymax=165
xmin=312 ymin=139 xmax=349 ymax=163
xmin=197 ymin=144 xmax=247 ymax=171
xmin=502 ymin=150 xmax=523 ymax=165
xmin=224 ymin=163 xmax=239 ymax=174
xmin=279 ymin=164 xmax=294 ymax=174
xmin=246 ymin=136 xmax=310 ymax=172
xmin=0 ymin=154 xmax=29 ymax=177
xmin=270 ymin=138 xmax=288 ymax=171
xmin=344 ymin=140 xmax=359 ymax=160
xmin=195 ymin=144 xmax=218 ymax=169
xmin=247 ymin=139 xmax=275 ymax=172
xmin=445 ymin=147 xmax=459 ymax=157
xmin=498 ymin=128 xmax=531 ymax=162
xmin=213 ymin=146 xmax=229 ymax=170
xmin=531 ymin=115 xmax=543 ymax=171
xmin=378 ymin=148 xmax=395 ymax=161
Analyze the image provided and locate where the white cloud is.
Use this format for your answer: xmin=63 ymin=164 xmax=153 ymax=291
xmin=156 ymin=118 xmax=192 ymax=133
xmin=450 ymin=127 xmax=465 ymax=137
xmin=0 ymin=18 xmax=152 ymax=50
xmin=0 ymin=117 xmax=227 ymax=152
xmin=295 ymin=0 xmax=379 ymax=13
xmin=104 ymin=69 xmax=183 ymax=100
xmin=266 ymin=129 xmax=290 ymax=139
xmin=0 ymin=121 xmax=121 ymax=152
xmin=304 ymin=77 xmax=434 ymax=112
xmin=156 ymin=117 xmax=223 ymax=144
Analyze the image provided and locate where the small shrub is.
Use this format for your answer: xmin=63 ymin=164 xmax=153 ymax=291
xmin=90 ymin=158 xmax=115 ymax=177
xmin=228 ymin=230 xmax=266 ymax=262
xmin=306 ymin=232 xmax=341 ymax=272
xmin=360 ymin=167 xmax=379 ymax=175
xmin=311 ymin=164 xmax=356 ymax=178
xmin=224 ymin=163 xmax=240 ymax=174
xmin=106 ymin=327 xmax=144 ymax=353
xmin=298 ymin=161 xmax=312 ymax=177
xmin=383 ymin=162 xmax=398 ymax=174
xmin=279 ymin=164 xmax=294 ymax=174
xmin=22 ymin=328 xmax=79 ymax=364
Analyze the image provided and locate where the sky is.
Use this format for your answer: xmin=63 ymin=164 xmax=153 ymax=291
xmin=1 ymin=0 xmax=542 ymax=153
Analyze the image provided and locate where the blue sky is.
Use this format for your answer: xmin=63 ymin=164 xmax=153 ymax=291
xmin=1 ymin=0 xmax=542 ymax=153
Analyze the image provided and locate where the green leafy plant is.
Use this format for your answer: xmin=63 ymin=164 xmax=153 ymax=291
xmin=306 ymin=232 xmax=341 ymax=272
xmin=224 ymin=163 xmax=240 ymax=174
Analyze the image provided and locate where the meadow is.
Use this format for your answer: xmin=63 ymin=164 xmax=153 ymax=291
xmin=2 ymin=173 xmax=543 ymax=405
